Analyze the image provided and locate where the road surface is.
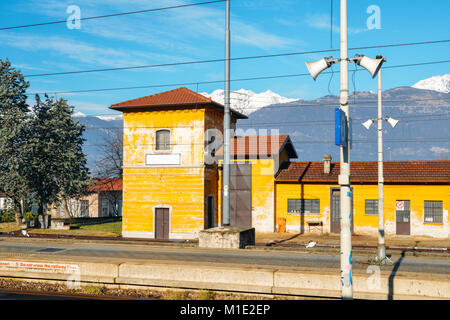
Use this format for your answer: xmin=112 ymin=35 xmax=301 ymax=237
xmin=0 ymin=239 xmax=448 ymax=274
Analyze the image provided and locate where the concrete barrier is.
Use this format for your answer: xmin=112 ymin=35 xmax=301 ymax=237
xmin=117 ymin=262 xmax=274 ymax=294
xmin=0 ymin=256 xmax=448 ymax=299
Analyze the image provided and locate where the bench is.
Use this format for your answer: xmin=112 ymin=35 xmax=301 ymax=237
xmin=307 ymin=220 xmax=323 ymax=234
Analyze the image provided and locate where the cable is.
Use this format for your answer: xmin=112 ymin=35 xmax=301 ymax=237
xmin=0 ymin=0 xmax=226 ymax=31
xmin=27 ymin=59 xmax=450 ymax=96
xmin=327 ymin=64 xmax=335 ymax=96
xmin=81 ymin=117 xmax=450 ymax=130
xmin=23 ymin=40 xmax=450 ymax=78
xmin=82 ymin=137 xmax=450 ymax=148
xmin=67 ymin=96 xmax=450 ymax=113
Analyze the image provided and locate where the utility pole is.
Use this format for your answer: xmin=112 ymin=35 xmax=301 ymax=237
xmin=339 ymin=0 xmax=353 ymax=299
xmin=222 ymin=0 xmax=231 ymax=226
xmin=377 ymin=61 xmax=386 ymax=263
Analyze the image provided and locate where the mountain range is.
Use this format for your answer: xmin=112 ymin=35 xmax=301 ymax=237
xmin=75 ymin=74 xmax=450 ymax=172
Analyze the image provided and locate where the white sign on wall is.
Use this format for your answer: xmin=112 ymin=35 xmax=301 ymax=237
xmin=146 ymin=154 xmax=180 ymax=166
xmin=396 ymin=201 xmax=405 ymax=211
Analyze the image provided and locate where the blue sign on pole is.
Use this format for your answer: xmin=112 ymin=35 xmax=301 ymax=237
xmin=335 ymin=108 xmax=348 ymax=147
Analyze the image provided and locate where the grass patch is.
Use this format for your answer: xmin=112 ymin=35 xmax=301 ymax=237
xmin=82 ymin=285 xmax=106 ymax=295
xmin=165 ymin=290 xmax=190 ymax=300
xmin=29 ymin=221 xmax=122 ymax=237
xmin=79 ymin=221 xmax=122 ymax=234
xmin=196 ymin=289 xmax=215 ymax=300
xmin=0 ymin=222 xmax=21 ymax=233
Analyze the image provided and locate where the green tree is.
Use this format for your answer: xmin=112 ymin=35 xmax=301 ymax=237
xmin=26 ymin=95 xmax=91 ymax=217
xmin=0 ymin=59 xmax=30 ymax=225
xmin=52 ymin=98 xmax=91 ymax=217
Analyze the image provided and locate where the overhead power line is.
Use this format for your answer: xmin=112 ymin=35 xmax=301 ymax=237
xmin=0 ymin=0 xmax=226 ymax=31
xmin=82 ymin=137 xmax=450 ymax=147
xmin=80 ymin=116 xmax=450 ymax=130
xmin=27 ymin=59 xmax=450 ymax=96
xmin=23 ymin=39 xmax=450 ymax=78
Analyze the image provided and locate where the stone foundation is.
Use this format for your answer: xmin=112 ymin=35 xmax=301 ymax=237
xmin=198 ymin=226 xmax=255 ymax=249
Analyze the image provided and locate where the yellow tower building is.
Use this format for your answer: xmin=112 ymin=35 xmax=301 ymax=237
xmin=110 ymin=87 xmax=246 ymax=239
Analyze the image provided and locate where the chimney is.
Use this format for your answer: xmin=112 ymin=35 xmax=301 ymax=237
xmin=323 ymin=154 xmax=332 ymax=175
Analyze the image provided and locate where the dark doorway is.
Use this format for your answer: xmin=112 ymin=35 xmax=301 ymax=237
xmin=207 ymin=196 xmax=215 ymax=228
xmin=155 ymin=208 xmax=170 ymax=239
xmin=330 ymin=188 xmax=354 ymax=234
xmin=222 ymin=163 xmax=252 ymax=228
xmin=396 ymin=200 xmax=411 ymax=235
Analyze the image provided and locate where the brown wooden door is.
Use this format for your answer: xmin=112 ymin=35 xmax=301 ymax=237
xmin=396 ymin=200 xmax=410 ymax=235
xmin=330 ymin=188 xmax=354 ymax=234
xmin=222 ymin=163 xmax=252 ymax=228
xmin=155 ymin=208 xmax=170 ymax=239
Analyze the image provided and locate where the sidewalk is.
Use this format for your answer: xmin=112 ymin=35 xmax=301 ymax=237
xmin=256 ymin=232 xmax=450 ymax=249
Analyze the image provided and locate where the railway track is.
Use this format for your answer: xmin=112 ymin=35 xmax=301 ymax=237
xmin=0 ymin=288 xmax=151 ymax=300
xmin=1 ymin=232 xmax=447 ymax=254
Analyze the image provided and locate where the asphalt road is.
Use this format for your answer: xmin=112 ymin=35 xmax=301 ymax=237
xmin=0 ymin=239 xmax=449 ymax=274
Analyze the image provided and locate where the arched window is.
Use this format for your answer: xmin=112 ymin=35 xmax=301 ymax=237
xmin=156 ymin=129 xmax=170 ymax=150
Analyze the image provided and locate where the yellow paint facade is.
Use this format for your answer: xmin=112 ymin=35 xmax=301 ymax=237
xmin=112 ymin=88 xmax=449 ymax=240
xmin=122 ymin=108 xmax=218 ymax=239
xmin=216 ymin=149 xmax=293 ymax=233
xmin=217 ymin=158 xmax=276 ymax=232
xmin=275 ymin=183 xmax=450 ymax=238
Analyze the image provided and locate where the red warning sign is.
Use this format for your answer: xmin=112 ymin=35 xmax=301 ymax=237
xmin=396 ymin=201 xmax=405 ymax=211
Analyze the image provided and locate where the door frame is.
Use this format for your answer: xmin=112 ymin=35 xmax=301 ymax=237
xmin=329 ymin=187 xmax=354 ymax=234
xmin=395 ymin=200 xmax=411 ymax=235
xmin=152 ymin=204 xmax=172 ymax=239
xmin=221 ymin=162 xmax=252 ymax=228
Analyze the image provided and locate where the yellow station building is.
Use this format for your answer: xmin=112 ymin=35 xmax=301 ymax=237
xmin=110 ymin=87 xmax=450 ymax=239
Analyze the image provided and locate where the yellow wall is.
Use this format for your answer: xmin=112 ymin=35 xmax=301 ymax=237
xmin=275 ymin=183 xmax=450 ymax=237
xmin=122 ymin=108 xmax=207 ymax=239
xmin=217 ymin=158 xmax=276 ymax=232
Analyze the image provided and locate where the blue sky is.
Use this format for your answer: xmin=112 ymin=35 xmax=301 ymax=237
xmin=1 ymin=0 xmax=449 ymax=115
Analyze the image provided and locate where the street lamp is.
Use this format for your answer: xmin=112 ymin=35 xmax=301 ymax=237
xmin=306 ymin=52 xmax=385 ymax=298
xmin=361 ymin=55 xmax=397 ymax=264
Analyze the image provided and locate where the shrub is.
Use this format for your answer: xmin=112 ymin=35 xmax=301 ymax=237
xmin=24 ymin=211 xmax=37 ymax=221
xmin=0 ymin=209 xmax=16 ymax=222
xmin=82 ymin=285 xmax=106 ymax=295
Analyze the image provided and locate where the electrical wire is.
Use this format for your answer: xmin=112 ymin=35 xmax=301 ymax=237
xmin=26 ymin=59 xmax=450 ymax=96
xmin=22 ymin=40 xmax=450 ymax=78
xmin=81 ymin=137 xmax=450 ymax=148
xmin=0 ymin=0 xmax=226 ymax=31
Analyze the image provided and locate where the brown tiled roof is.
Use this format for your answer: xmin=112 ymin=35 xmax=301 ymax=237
xmin=275 ymin=160 xmax=450 ymax=184
xmin=109 ymin=87 xmax=247 ymax=119
xmin=88 ymin=178 xmax=122 ymax=192
xmin=216 ymin=134 xmax=298 ymax=158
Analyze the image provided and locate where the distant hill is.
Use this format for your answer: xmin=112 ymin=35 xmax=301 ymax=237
xmin=75 ymin=85 xmax=450 ymax=172
xmin=238 ymin=87 xmax=450 ymax=162
xmin=73 ymin=114 xmax=122 ymax=172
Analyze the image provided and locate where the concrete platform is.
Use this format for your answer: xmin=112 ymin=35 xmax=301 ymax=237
xmin=0 ymin=251 xmax=448 ymax=300
xmin=199 ymin=226 xmax=255 ymax=249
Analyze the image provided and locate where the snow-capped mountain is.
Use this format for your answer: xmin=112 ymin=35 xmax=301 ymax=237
xmin=201 ymin=89 xmax=299 ymax=115
xmin=73 ymin=111 xmax=87 ymax=117
xmin=96 ymin=114 xmax=123 ymax=121
xmin=412 ymin=74 xmax=450 ymax=93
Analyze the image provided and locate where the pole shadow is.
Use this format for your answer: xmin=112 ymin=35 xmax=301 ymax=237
xmin=388 ymin=250 xmax=406 ymax=300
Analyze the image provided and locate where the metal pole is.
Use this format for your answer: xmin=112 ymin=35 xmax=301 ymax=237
xmin=339 ymin=0 xmax=353 ymax=299
xmin=222 ymin=0 xmax=231 ymax=226
xmin=377 ymin=69 xmax=386 ymax=263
